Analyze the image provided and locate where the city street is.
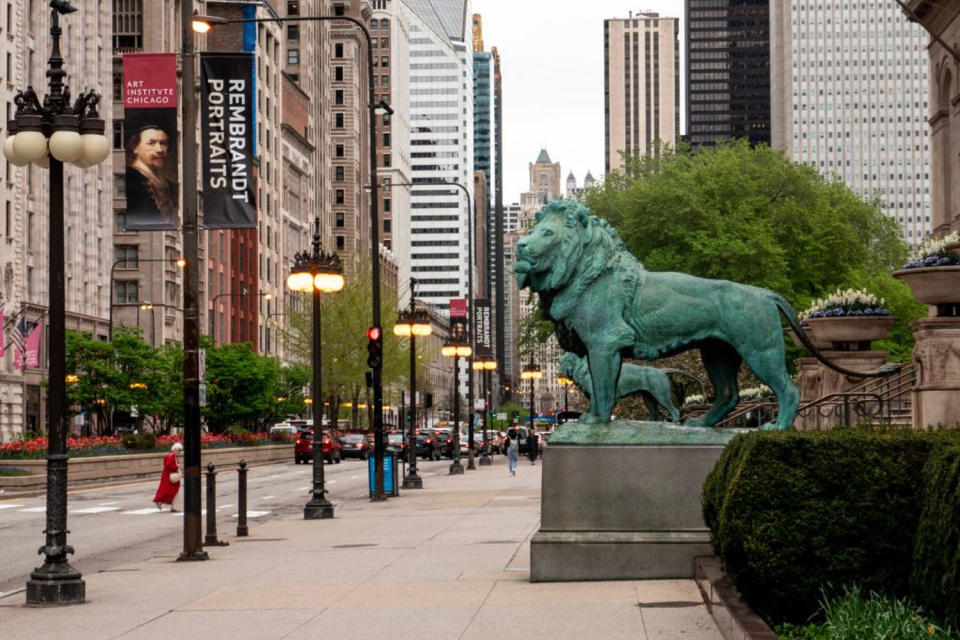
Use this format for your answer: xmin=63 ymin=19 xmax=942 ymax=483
xmin=0 ymin=457 xmax=452 ymax=596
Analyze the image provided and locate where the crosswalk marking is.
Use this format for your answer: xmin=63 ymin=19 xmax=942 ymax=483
xmin=18 ymin=506 xmax=46 ymax=513
xmin=260 ymin=495 xmax=274 ymax=501
xmin=72 ymin=506 xmax=121 ymax=514
xmin=98 ymin=501 xmax=120 ymax=506
xmin=0 ymin=504 xmax=24 ymax=511
xmin=231 ymin=510 xmax=270 ymax=518
xmin=122 ymin=508 xmax=163 ymax=515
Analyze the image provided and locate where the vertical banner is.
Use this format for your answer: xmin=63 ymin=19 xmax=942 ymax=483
xmin=200 ymin=52 xmax=257 ymax=228
xmin=122 ymin=53 xmax=179 ymax=230
xmin=24 ymin=324 xmax=41 ymax=369
xmin=11 ymin=316 xmax=25 ymax=371
xmin=473 ymin=298 xmax=492 ymax=351
xmin=0 ymin=308 xmax=5 ymax=358
xmin=449 ymin=298 xmax=468 ymax=335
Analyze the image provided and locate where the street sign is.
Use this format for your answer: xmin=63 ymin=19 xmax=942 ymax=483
xmin=497 ymin=412 xmax=506 ymax=420
xmin=199 ymin=382 xmax=207 ymax=407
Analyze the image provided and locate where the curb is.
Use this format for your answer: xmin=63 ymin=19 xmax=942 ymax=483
xmin=694 ymin=556 xmax=777 ymax=640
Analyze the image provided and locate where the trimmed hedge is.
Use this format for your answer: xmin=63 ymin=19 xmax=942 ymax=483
xmin=911 ymin=445 xmax=960 ymax=628
xmin=703 ymin=429 xmax=960 ymax=625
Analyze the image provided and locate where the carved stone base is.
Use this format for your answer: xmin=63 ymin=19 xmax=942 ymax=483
xmin=912 ymin=316 xmax=960 ymax=428
xmin=794 ymin=351 xmax=888 ymax=429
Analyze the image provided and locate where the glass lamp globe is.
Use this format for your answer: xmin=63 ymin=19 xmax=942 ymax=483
xmin=411 ymin=322 xmax=432 ymax=337
xmin=286 ymin=271 xmax=313 ymax=292
xmin=78 ymin=133 xmax=110 ymax=167
xmin=14 ymin=129 xmax=48 ymax=165
xmin=393 ymin=323 xmax=412 ymax=337
xmin=314 ymin=272 xmax=345 ymax=293
xmin=49 ymin=120 xmax=83 ymax=163
xmin=3 ymin=135 xmax=29 ymax=166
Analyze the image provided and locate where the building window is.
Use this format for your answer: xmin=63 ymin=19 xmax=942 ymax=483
xmin=382 ymin=153 xmax=390 ymax=167
xmin=335 ymin=166 xmax=344 ymax=181
xmin=334 ymin=66 xmax=344 ymax=81
xmin=383 ymin=218 xmax=391 ymax=233
xmin=335 ymin=112 xmax=344 ymax=128
xmin=115 ymin=174 xmax=126 ymax=197
xmin=287 ymin=49 xmax=299 ymax=65
xmin=334 ymin=5 xmax=345 ymax=17
xmin=335 ymin=90 xmax=344 ymax=105
xmin=115 ymin=211 xmax=127 ymax=232
xmin=336 ymin=212 xmax=345 ymax=227
xmin=336 ymin=189 xmax=345 ymax=204
xmin=287 ymin=25 xmax=299 ymax=40
xmin=382 ymin=133 xmax=390 ymax=147
xmin=336 ymin=235 xmax=345 ymax=250
xmin=112 ymin=0 xmax=143 ymax=52
xmin=288 ymin=1 xmax=299 ymax=15
xmin=334 ymin=43 xmax=343 ymax=58
xmin=115 ymin=244 xmax=139 ymax=267
xmin=335 ymin=144 xmax=344 ymax=157
xmin=384 ymin=198 xmax=391 ymax=212
xmin=112 ymin=121 xmax=124 ymax=149
xmin=116 ymin=280 xmax=139 ymax=303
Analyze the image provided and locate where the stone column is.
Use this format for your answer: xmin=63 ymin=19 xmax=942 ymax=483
xmin=793 ymin=351 xmax=888 ymax=430
xmin=912 ymin=316 xmax=960 ymax=429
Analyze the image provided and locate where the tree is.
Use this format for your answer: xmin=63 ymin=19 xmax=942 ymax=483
xmin=585 ymin=140 xmax=923 ymax=359
xmin=202 ymin=342 xmax=280 ymax=433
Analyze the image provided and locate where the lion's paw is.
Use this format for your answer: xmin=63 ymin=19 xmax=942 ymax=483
xmin=759 ymin=422 xmax=788 ymax=431
xmin=682 ymin=417 xmax=712 ymax=428
xmin=578 ymin=413 xmax=609 ymax=425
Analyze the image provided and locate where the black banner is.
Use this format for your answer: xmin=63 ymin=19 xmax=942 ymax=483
xmin=200 ymin=53 xmax=257 ymax=228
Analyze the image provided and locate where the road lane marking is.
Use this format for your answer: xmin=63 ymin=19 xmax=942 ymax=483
xmin=327 ymin=480 xmax=337 ymax=484
xmin=122 ymin=508 xmax=163 ymax=515
xmin=231 ymin=510 xmax=270 ymax=518
xmin=217 ymin=505 xmax=230 ymax=511
xmin=72 ymin=506 xmax=121 ymax=514
xmin=350 ymin=475 xmax=360 ymax=479
xmin=298 ymin=486 xmax=309 ymax=491
xmin=18 ymin=506 xmax=46 ymax=513
xmin=0 ymin=504 xmax=24 ymax=511
xmin=260 ymin=495 xmax=275 ymax=501
xmin=98 ymin=501 xmax=120 ymax=506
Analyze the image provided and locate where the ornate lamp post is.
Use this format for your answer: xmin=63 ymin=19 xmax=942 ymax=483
xmin=557 ymin=375 xmax=574 ymax=412
xmin=441 ymin=322 xmax=472 ymax=475
xmin=521 ymin=363 xmax=542 ymax=431
xmin=394 ymin=278 xmax=432 ymax=489
xmin=2 ymin=0 xmax=111 ymax=605
xmin=210 ymin=289 xmax=272 ymax=344
xmin=287 ymin=219 xmax=345 ymax=519
xmin=472 ymin=349 xmax=498 ymax=465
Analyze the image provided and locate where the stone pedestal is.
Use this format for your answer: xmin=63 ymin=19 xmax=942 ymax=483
xmin=530 ymin=421 xmax=739 ymax=582
xmin=912 ymin=316 xmax=960 ymax=428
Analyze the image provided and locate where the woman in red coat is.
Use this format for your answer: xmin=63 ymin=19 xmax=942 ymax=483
xmin=153 ymin=442 xmax=182 ymax=511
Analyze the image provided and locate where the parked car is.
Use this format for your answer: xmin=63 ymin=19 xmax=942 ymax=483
xmin=294 ymin=429 xmax=342 ymax=464
xmin=385 ymin=431 xmax=407 ymax=457
xmin=269 ymin=422 xmax=298 ymax=437
xmin=338 ymin=433 xmax=371 ymax=460
xmin=415 ymin=431 xmax=443 ymax=460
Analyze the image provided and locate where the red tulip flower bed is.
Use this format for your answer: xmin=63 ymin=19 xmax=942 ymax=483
xmin=0 ymin=431 xmax=291 ymax=460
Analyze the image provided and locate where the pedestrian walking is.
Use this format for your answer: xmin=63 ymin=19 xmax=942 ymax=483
xmin=505 ymin=427 xmax=519 ymax=476
xmin=527 ymin=431 xmax=539 ymax=465
xmin=153 ymin=442 xmax=182 ymax=511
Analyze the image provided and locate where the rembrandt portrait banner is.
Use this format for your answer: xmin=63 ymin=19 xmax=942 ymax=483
xmin=122 ymin=53 xmax=179 ymax=230
xmin=200 ymin=53 xmax=257 ymax=229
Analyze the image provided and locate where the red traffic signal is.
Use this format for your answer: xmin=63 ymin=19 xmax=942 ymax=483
xmin=366 ymin=326 xmax=381 ymax=341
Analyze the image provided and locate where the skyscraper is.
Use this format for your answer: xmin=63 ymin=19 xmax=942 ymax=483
xmin=603 ymin=11 xmax=679 ymax=173
xmin=403 ymin=0 xmax=474 ymax=312
xmin=473 ymin=14 xmax=496 ymax=298
xmin=771 ymin=1 xmax=931 ymax=244
xmin=686 ymin=0 xmax=771 ymax=147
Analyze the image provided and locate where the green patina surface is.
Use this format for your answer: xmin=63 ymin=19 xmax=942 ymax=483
xmin=548 ymin=421 xmax=747 ymax=446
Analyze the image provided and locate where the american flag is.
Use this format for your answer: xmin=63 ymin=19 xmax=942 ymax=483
xmin=9 ymin=316 xmax=25 ymax=354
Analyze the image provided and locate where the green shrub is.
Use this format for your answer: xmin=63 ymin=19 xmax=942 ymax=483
xmin=911 ymin=445 xmax=960 ymax=628
xmin=702 ymin=432 xmax=756 ymax=542
xmin=122 ymin=432 xmax=157 ymax=450
xmin=709 ymin=429 xmax=960 ymax=624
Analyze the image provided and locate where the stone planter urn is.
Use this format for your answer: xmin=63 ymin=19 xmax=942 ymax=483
xmin=784 ymin=325 xmax=829 ymax=350
xmin=893 ymin=266 xmax=960 ymax=306
xmin=803 ymin=315 xmax=896 ymax=348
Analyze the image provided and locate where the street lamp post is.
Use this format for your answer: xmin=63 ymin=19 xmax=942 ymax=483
xmin=472 ymin=349 xmax=497 ymax=466
xmin=394 ymin=278 xmax=432 ymax=489
xmin=288 ymin=219 xmax=345 ymax=520
xmin=521 ymin=363 xmax=542 ymax=433
xmin=195 ymin=9 xmax=388 ymax=502
xmin=108 ymin=256 xmax=185 ymax=341
xmin=139 ymin=302 xmax=154 ymax=345
xmin=2 ymin=0 xmax=111 ymax=605
xmin=382 ymin=179 xmax=476 ymax=469
xmin=441 ymin=322 xmax=472 ymax=475
xmin=557 ymin=375 xmax=574 ymax=412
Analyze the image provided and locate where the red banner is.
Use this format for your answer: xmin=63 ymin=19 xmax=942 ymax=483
xmin=122 ymin=53 xmax=179 ymax=230
xmin=449 ymin=298 xmax=467 ymax=318
xmin=24 ymin=323 xmax=41 ymax=369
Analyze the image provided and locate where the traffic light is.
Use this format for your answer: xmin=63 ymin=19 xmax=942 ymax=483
xmin=366 ymin=326 xmax=382 ymax=369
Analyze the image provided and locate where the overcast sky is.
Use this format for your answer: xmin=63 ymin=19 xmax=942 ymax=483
xmin=473 ymin=0 xmax=685 ymax=202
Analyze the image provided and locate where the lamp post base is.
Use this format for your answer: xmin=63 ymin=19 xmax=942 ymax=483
xmin=304 ymin=498 xmax=335 ymax=520
xmin=177 ymin=549 xmax=210 ymax=561
xmin=449 ymin=460 xmax=465 ymax=475
xmin=466 ymin=450 xmax=476 ymax=470
xmin=26 ymin=566 xmax=85 ymax=606
xmin=402 ymin=471 xmax=423 ymax=489
xmin=479 ymin=453 xmax=492 ymax=466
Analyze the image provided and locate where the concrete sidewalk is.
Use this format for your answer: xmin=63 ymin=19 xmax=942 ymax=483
xmin=0 ymin=457 xmax=723 ymax=640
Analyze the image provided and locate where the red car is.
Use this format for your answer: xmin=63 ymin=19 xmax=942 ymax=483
xmin=294 ymin=429 xmax=342 ymax=464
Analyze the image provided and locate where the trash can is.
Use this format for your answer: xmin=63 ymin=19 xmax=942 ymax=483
xmin=368 ymin=451 xmax=399 ymax=497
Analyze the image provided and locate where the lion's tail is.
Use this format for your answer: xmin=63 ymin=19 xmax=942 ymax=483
xmin=662 ymin=369 xmax=704 ymax=387
xmin=766 ymin=292 xmax=900 ymax=378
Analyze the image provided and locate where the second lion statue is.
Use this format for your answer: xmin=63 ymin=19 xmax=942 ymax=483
xmin=513 ymin=199 xmax=880 ymax=430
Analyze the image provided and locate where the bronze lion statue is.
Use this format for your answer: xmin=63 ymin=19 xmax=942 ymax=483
xmin=514 ymin=200 xmax=889 ymax=429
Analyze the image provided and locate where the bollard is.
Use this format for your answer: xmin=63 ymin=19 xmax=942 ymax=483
xmin=204 ymin=463 xmax=228 ymax=547
xmin=237 ymin=459 xmax=248 ymax=537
